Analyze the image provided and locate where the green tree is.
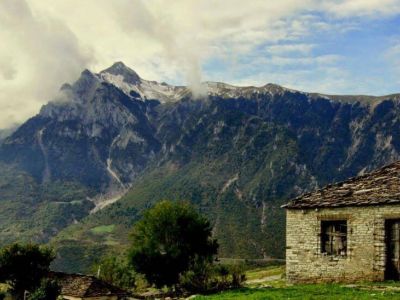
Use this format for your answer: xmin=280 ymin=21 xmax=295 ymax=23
xmin=28 ymin=279 xmax=60 ymax=300
xmin=93 ymin=255 xmax=136 ymax=290
xmin=128 ymin=201 xmax=218 ymax=289
xmin=0 ymin=243 xmax=54 ymax=300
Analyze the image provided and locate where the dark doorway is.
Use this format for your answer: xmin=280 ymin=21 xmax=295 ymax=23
xmin=385 ymin=219 xmax=400 ymax=280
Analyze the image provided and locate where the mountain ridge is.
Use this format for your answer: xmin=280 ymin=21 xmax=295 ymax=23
xmin=60 ymin=61 xmax=400 ymax=106
xmin=1 ymin=62 xmax=400 ymax=272
xmin=99 ymin=61 xmax=400 ymax=103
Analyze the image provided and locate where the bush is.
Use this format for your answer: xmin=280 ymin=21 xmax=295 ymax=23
xmin=0 ymin=292 xmax=5 ymax=300
xmin=227 ymin=264 xmax=246 ymax=288
xmin=179 ymin=258 xmax=215 ymax=293
xmin=0 ymin=243 xmax=55 ymax=299
xmin=179 ymin=261 xmax=246 ymax=294
xmin=93 ymin=255 xmax=136 ymax=290
xmin=28 ymin=279 xmax=60 ymax=300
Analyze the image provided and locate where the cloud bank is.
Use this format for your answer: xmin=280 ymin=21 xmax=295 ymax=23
xmin=0 ymin=0 xmax=399 ymax=128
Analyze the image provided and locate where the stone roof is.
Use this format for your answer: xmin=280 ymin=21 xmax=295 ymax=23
xmin=49 ymin=272 xmax=129 ymax=298
xmin=282 ymin=161 xmax=400 ymax=209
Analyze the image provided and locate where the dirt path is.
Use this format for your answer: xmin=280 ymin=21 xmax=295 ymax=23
xmin=246 ymin=274 xmax=282 ymax=284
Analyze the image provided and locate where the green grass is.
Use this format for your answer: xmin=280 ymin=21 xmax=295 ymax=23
xmin=90 ymin=224 xmax=116 ymax=234
xmin=0 ymin=284 xmax=8 ymax=293
xmin=246 ymin=266 xmax=285 ymax=281
xmin=195 ymin=265 xmax=400 ymax=299
xmin=194 ymin=284 xmax=400 ymax=299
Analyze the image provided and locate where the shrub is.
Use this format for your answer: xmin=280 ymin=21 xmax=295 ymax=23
xmin=28 ymin=279 xmax=60 ymax=300
xmin=179 ymin=262 xmax=246 ymax=294
xmin=179 ymin=258 xmax=215 ymax=293
xmin=0 ymin=243 xmax=55 ymax=299
xmin=93 ymin=255 xmax=136 ymax=290
xmin=227 ymin=264 xmax=246 ymax=288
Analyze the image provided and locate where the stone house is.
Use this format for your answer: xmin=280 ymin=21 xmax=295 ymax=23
xmin=50 ymin=272 xmax=130 ymax=300
xmin=282 ymin=161 xmax=400 ymax=283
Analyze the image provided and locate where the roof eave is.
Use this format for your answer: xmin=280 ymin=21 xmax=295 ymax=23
xmin=283 ymin=201 xmax=400 ymax=210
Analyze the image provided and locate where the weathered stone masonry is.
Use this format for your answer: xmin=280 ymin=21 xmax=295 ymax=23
xmin=286 ymin=205 xmax=400 ymax=283
xmin=283 ymin=161 xmax=400 ymax=283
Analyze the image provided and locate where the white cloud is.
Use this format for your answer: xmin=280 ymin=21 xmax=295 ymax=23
xmin=385 ymin=43 xmax=400 ymax=83
xmin=268 ymin=54 xmax=342 ymax=66
xmin=321 ymin=0 xmax=400 ymax=17
xmin=0 ymin=0 xmax=93 ymax=128
xmin=0 ymin=0 xmax=399 ymax=128
xmin=267 ymin=44 xmax=315 ymax=55
xmin=230 ymin=66 xmax=356 ymax=95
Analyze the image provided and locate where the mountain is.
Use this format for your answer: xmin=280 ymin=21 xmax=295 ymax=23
xmin=0 ymin=124 xmax=18 ymax=143
xmin=1 ymin=62 xmax=400 ymax=272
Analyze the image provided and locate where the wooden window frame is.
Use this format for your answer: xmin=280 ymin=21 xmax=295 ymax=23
xmin=320 ymin=220 xmax=347 ymax=257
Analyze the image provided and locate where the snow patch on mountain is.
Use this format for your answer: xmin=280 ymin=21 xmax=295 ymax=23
xmin=99 ymin=72 xmax=189 ymax=103
xmin=98 ymin=61 xmax=305 ymax=103
xmin=205 ymin=82 xmax=302 ymax=98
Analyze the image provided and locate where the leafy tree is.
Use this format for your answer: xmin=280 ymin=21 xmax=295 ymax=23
xmin=28 ymin=279 xmax=60 ymax=300
xmin=128 ymin=201 xmax=218 ymax=289
xmin=93 ymin=255 xmax=136 ymax=290
xmin=0 ymin=243 xmax=55 ymax=300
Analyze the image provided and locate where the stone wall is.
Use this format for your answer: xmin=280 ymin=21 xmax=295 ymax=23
xmin=286 ymin=204 xmax=400 ymax=283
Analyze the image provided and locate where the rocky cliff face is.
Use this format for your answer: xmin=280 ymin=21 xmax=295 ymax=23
xmin=1 ymin=65 xmax=161 ymax=192
xmin=1 ymin=62 xmax=400 ymax=270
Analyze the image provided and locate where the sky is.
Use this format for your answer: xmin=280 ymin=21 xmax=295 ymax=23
xmin=0 ymin=0 xmax=400 ymax=129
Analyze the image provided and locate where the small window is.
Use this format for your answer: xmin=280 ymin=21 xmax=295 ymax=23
xmin=321 ymin=220 xmax=347 ymax=256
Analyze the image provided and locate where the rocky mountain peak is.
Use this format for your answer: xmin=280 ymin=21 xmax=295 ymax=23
xmin=262 ymin=83 xmax=296 ymax=94
xmin=72 ymin=69 xmax=100 ymax=97
xmin=100 ymin=61 xmax=141 ymax=85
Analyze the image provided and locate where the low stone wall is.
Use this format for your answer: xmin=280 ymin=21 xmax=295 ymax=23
xmin=286 ymin=204 xmax=400 ymax=283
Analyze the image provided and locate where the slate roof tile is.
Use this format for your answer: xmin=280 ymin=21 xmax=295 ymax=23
xmin=283 ymin=161 xmax=400 ymax=209
xmin=49 ymin=272 xmax=129 ymax=298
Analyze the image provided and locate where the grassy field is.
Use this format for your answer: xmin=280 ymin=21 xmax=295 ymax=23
xmin=194 ymin=265 xmax=400 ymax=299
xmin=90 ymin=224 xmax=116 ymax=234
xmin=194 ymin=285 xmax=400 ymax=299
